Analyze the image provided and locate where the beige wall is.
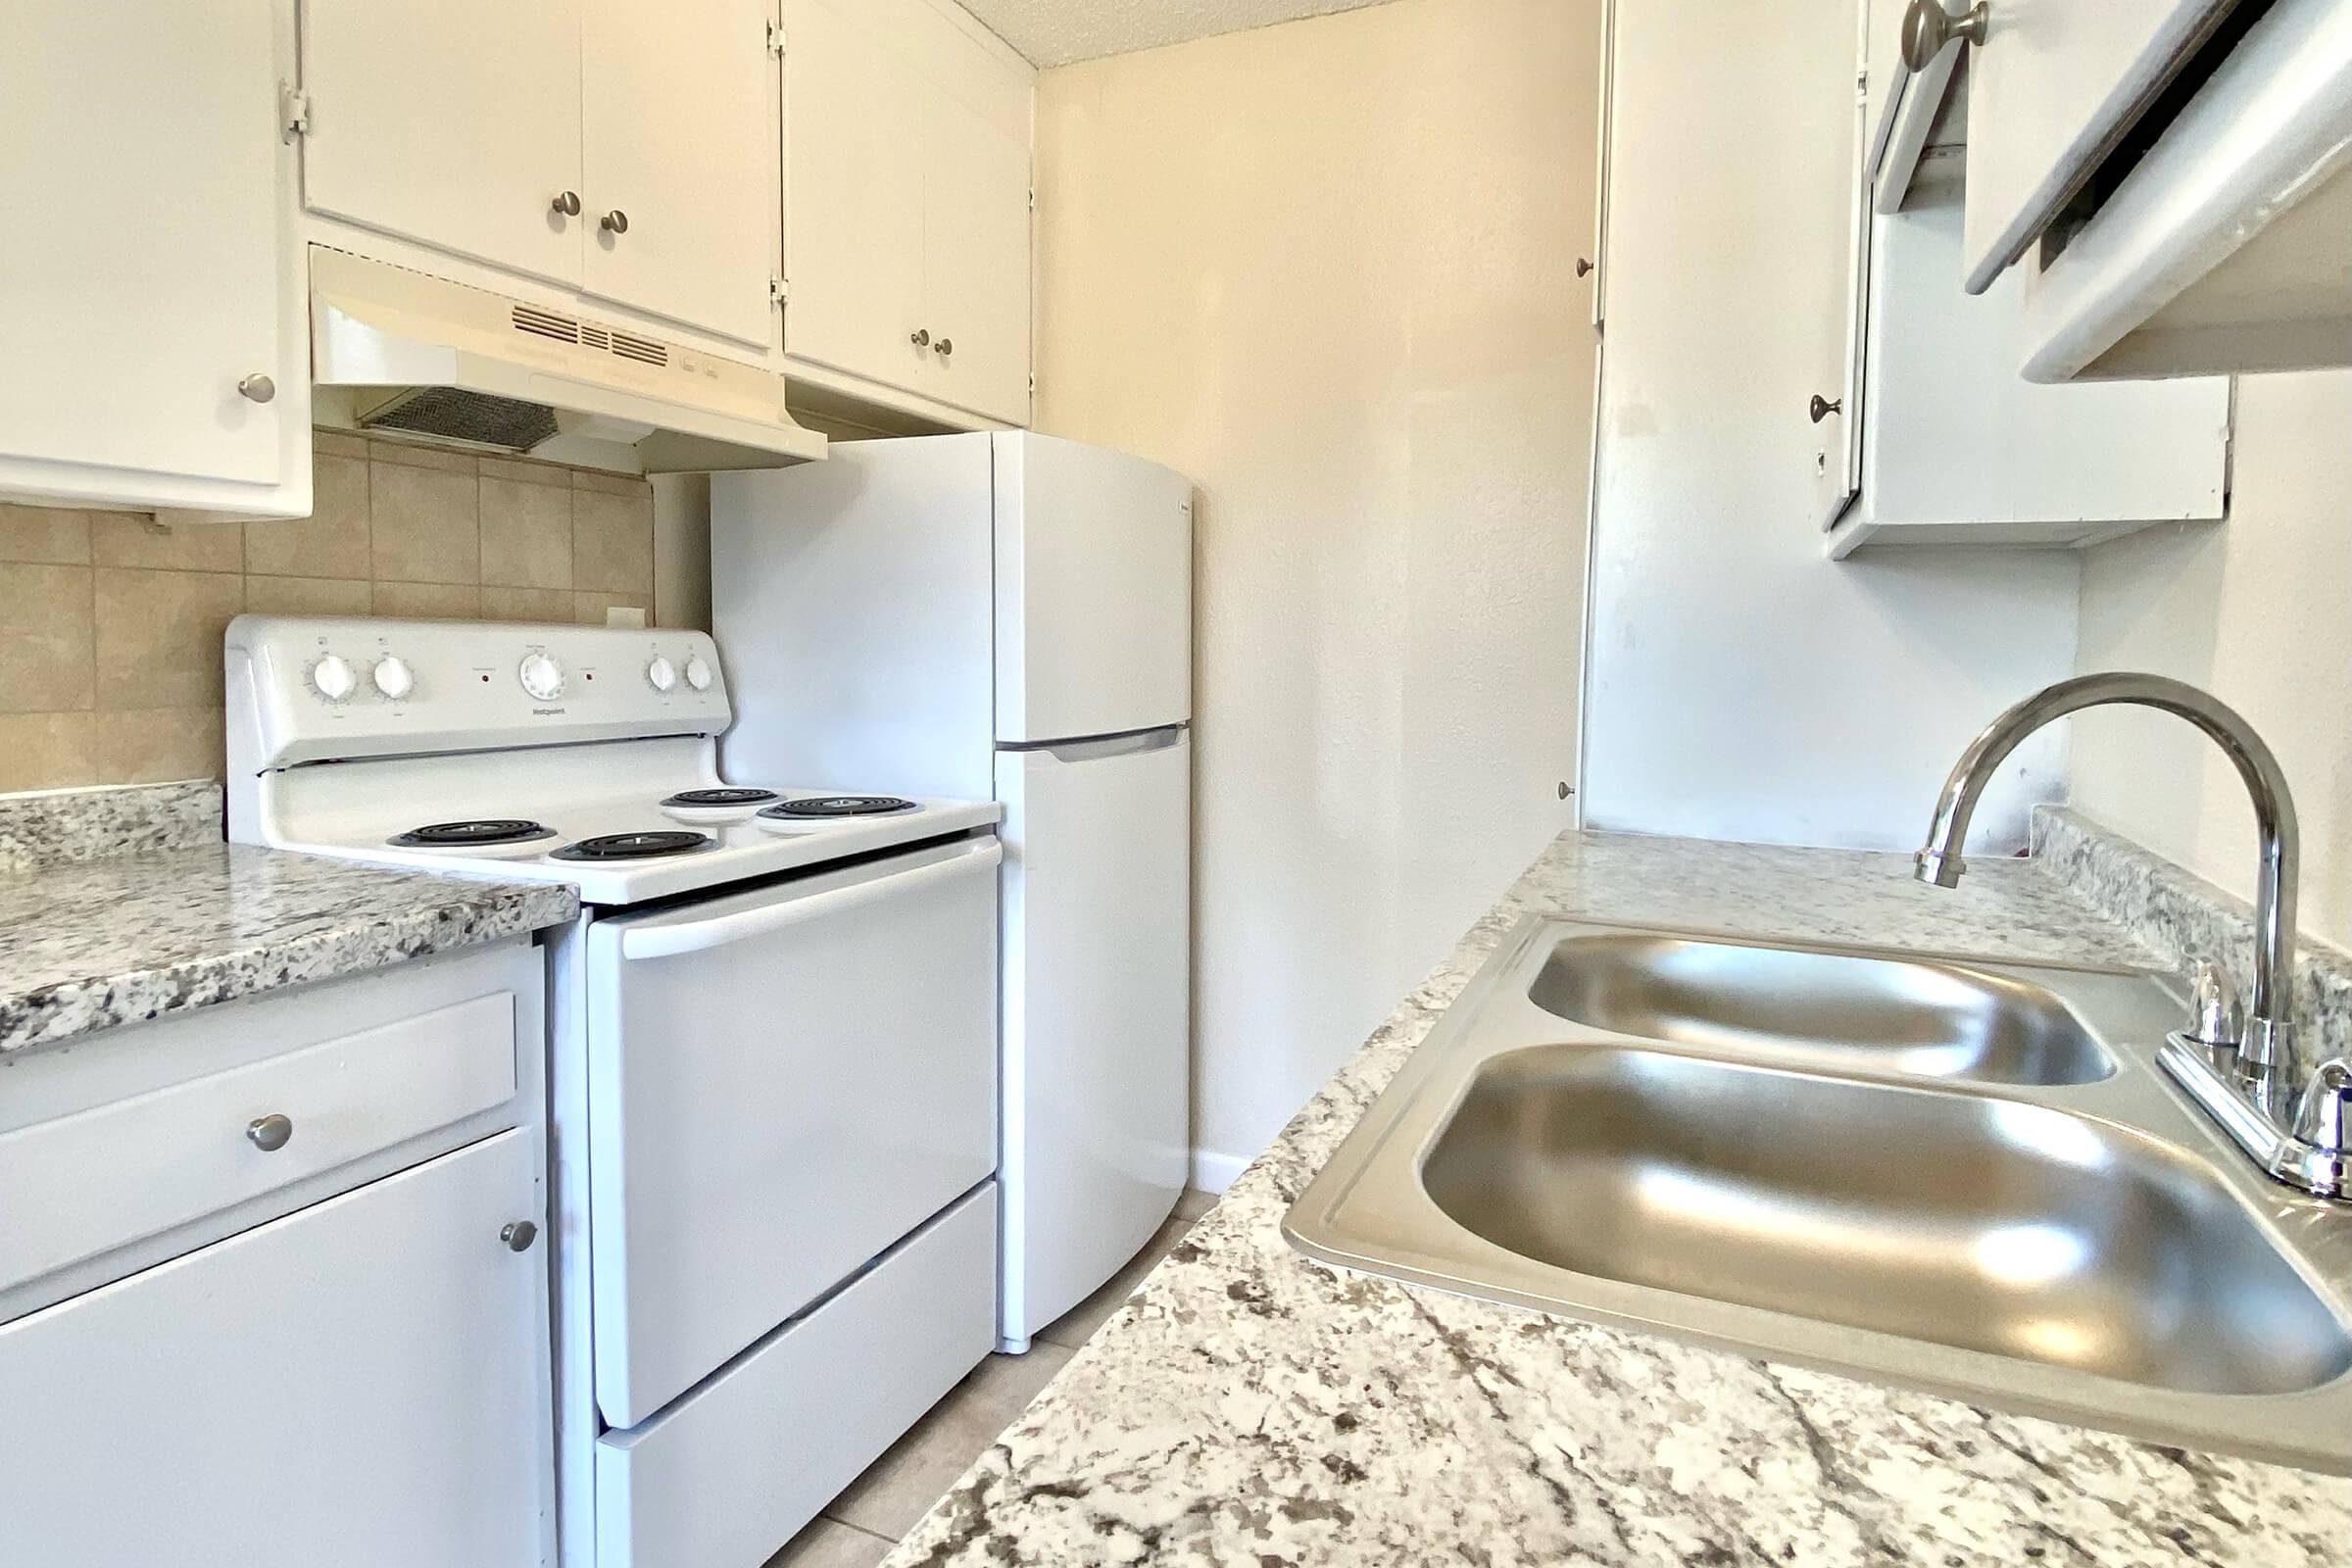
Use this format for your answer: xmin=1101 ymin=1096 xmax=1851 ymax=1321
xmin=1033 ymin=0 xmax=1601 ymax=1178
xmin=0 ymin=430 xmax=664 ymax=792
xmin=2073 ymin=369 xmax=2352 ymax=947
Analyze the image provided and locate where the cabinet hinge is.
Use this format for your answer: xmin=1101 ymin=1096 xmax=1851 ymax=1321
xmin=770 ymin=275 xmax=789 ymax=307
xmin=1028 ymin=371 xmax=1037 ymax=397
xmin=1028 ymin=187 xmax=1037 ymax=213
xmin=279 ymin=82 xmax=313 ymax=142
xmin=766 ymin=19 xmax=785 ymax=56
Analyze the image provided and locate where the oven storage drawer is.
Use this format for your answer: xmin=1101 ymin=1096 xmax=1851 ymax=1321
xmin=592 ymin=1181 xmax=998 ymax=1568
xmin=585 ymin=835 xmax=1002 ymax=1425
xmin=0 ymin=990 xmax=518 ymax=1298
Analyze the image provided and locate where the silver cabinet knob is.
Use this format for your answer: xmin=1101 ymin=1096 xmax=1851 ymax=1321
xmin=1902 ymin=0 xmax=1988 ymax=72
xmin=935 ymin=337 xmax=954 ymax=358
xmin=501 ymin=1220 xmax=540 ymax=1252
xmin=1576 ymin=257 xmax=1593 ymax=278
xmin=237 ymin=373 xmax=277 ymax=405
xmin=600 ymin=209 xmax=629 ymax=235
xmin=909 ymin=328 xmax=930 ymax=348
xmin=1808 ymin=393 xmax=1843 ymax=423
xmin=246 ymin=1113 xmax=293 ymax=1152
xmin=552 ymin=190 xmax=581 ymax=217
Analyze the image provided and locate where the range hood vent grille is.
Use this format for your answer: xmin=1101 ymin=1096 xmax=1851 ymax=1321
xmin=507 ymin=304 xmax=668 ymax=368
xmin=357 ymin=385 xmax=562 ymax=452
xmin=510 ymin=304 xmax=581 ymax=346
xmin=610 ymin=329 xmax=668 ymax=368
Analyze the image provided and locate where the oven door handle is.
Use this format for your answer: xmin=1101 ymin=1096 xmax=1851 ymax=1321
xmin=616 ymin=840 xmax=1003 ymax=961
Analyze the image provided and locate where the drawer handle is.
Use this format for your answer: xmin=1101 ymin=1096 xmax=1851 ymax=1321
xmin=245 ymin=1113 xmax=293 ymax=1152
xmin=502 ymin=1220 xmax=540 ymax=1252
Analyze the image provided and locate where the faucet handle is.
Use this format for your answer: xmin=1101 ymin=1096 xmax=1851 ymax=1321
xmin=2184 ymin=957 xmax=2244 ymax=1054
xmin=2293 ymin=1059 xmax=2352 ymax=1152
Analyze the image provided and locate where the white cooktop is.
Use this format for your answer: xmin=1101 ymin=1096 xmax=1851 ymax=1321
xmin=224 ymin=615 xmax=1000 ymax=907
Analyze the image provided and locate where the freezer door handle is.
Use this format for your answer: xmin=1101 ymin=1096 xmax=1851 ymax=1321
xmin=1020 ymin=726 xmax=1187 ymax=764
xmin=616 ymin=840 xmax=1003 ymax=961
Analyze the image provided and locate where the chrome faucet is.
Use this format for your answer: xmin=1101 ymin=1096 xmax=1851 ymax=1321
xmin=1915 ymin=672 xmax=2349 ymax=1199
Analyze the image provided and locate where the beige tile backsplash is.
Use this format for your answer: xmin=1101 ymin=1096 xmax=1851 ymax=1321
xmin=0 ymin=430 xmax=663 ymax=792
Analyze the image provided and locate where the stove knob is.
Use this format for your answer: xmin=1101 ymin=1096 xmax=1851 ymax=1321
xmin=646 ymin=656 xmax=677 ymax=693
xmin=310 ymin=654 xmax=357 ymax=704
xmin=684 ymin=655 xmax=714 ymax=692
xmin=518 ymin=652 xmax=566 ymax=702
xmin=371 ymin=655 xmax=416 ymax=701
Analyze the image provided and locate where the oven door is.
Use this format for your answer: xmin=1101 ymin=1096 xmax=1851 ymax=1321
xmin=584 ymin=835 xmax=1001 ymax=1428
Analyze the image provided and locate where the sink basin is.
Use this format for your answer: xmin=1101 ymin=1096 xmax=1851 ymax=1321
xmin=1286 ymin=916 xmax=2352 ymax=1472
xmin=1529 ymin=932 xmax=2114 ymax=1085
xmin=1423 ymin=1045 xmax=2349 ymax=1396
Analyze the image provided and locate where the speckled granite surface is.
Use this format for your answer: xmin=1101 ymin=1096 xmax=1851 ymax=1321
xmin=0 ymin=780 xmax=224 ymax=872
xmin=0 ymin=844 xmax=577 ymax=1055
xmin=887 ymin=829 xmax=2352 ymax=1567
xmin=2037 ymin=804 xmax=2352 ymax=1069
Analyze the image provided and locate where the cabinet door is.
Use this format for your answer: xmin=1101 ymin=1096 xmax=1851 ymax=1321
xmin=782 ymin=0 xmax=931 ymax=387
xmin=1959 ymin=0 xmax=2234 ymax=292
xmin=300 ymin=0 xmax=584 ymax=287
xmin=920 ymin=89 xmax=1033 ymax=423
xmin=1808 ymin=2 xmax=1872 ymax=529
xmin=0 ymin=0 xmax=304 ymax=512
xmin=0 ymin=1132 xmax=553 ymax=1568
xmin=582 ymin=0 xmax=781 ymax=346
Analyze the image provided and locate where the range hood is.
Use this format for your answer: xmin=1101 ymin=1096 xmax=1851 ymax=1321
xmin=309 ymin=247 xmax=826 ymax=473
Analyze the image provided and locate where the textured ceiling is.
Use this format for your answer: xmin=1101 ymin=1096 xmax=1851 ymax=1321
xmin=958 ymin=0 xmax=1403 ymax=67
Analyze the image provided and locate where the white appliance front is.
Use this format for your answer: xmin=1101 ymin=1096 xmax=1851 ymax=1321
xmin=993 ymin=432 xmax=1195 ymax=746
xmin=583 ymin=836 xmax=1001 ymax=1427
xmin=710 ymin=437 xmax=997 ymax=800
xmin=998 ymin=730 xmax=1192 ymax=1346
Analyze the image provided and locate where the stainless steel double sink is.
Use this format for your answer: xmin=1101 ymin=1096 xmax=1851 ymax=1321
xmin=1285 ymin=918 xmax=2352 ymax=1472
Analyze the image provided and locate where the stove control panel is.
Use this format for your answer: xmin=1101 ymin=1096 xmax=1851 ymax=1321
xmin=227 ymin=615 xmax=732 ymax=770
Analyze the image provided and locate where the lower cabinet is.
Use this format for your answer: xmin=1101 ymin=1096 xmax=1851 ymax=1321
xmin=0 ymin=1129 xmax=554 ymax=1567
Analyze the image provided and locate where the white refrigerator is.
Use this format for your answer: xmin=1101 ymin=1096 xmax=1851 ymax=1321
xmin=710 ymin=431 xmax=1194 ymax=1350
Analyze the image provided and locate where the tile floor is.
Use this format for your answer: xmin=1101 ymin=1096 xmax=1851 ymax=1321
xmin=765 ymin=1188 xmax=1219 ymax=1568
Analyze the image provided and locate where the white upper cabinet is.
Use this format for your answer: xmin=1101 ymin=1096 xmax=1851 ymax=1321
xmin=0 ymin=0 xmax=309 ymax=516
xmin=300 ymin=0 xmax=587 ymax=289
xmin=1954 ymin=0 xmax=2235 ymax=294
xmin=580 ymin=0 xmax=782 ymax=345
xmin=783 ymin=0 xmax=933 ymax=391
xmin=921 ymin=88 xmax=1035 ymax=424
xmin=301 ymin=0 xmax=782 ymax=348
xmin=1831 ymin=0 xmax=2231 ymax=555
xmin=1896 ymin=0 xmax=2352 ymax=380
xmin=782 ymin=0 xmax=1036 ymax=426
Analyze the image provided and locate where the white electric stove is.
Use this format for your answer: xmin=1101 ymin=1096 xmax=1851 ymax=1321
xmin=225 ymin=616 xmax=1007 ymax=1568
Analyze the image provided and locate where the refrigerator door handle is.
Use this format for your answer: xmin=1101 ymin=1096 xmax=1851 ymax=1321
xmin=1012 ymin=726 xmax=1187 ymax=764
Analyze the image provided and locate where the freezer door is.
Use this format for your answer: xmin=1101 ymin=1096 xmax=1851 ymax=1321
xmin=583 ymin=837 xmax=1001 ymax=1427
xmin=997 ymin=729 xmax=1191 ymax=1343
xmin=710 ymin=436 xmax=998 ymax=799
xmin=994 ymin=433 xmax=1195 ymax=745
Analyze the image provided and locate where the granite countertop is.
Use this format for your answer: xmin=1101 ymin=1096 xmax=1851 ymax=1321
xmin=0 ymin=842 xmax=577 ymax=1055
xmin=890 ymin=828 xmax=2352 ymax=1567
